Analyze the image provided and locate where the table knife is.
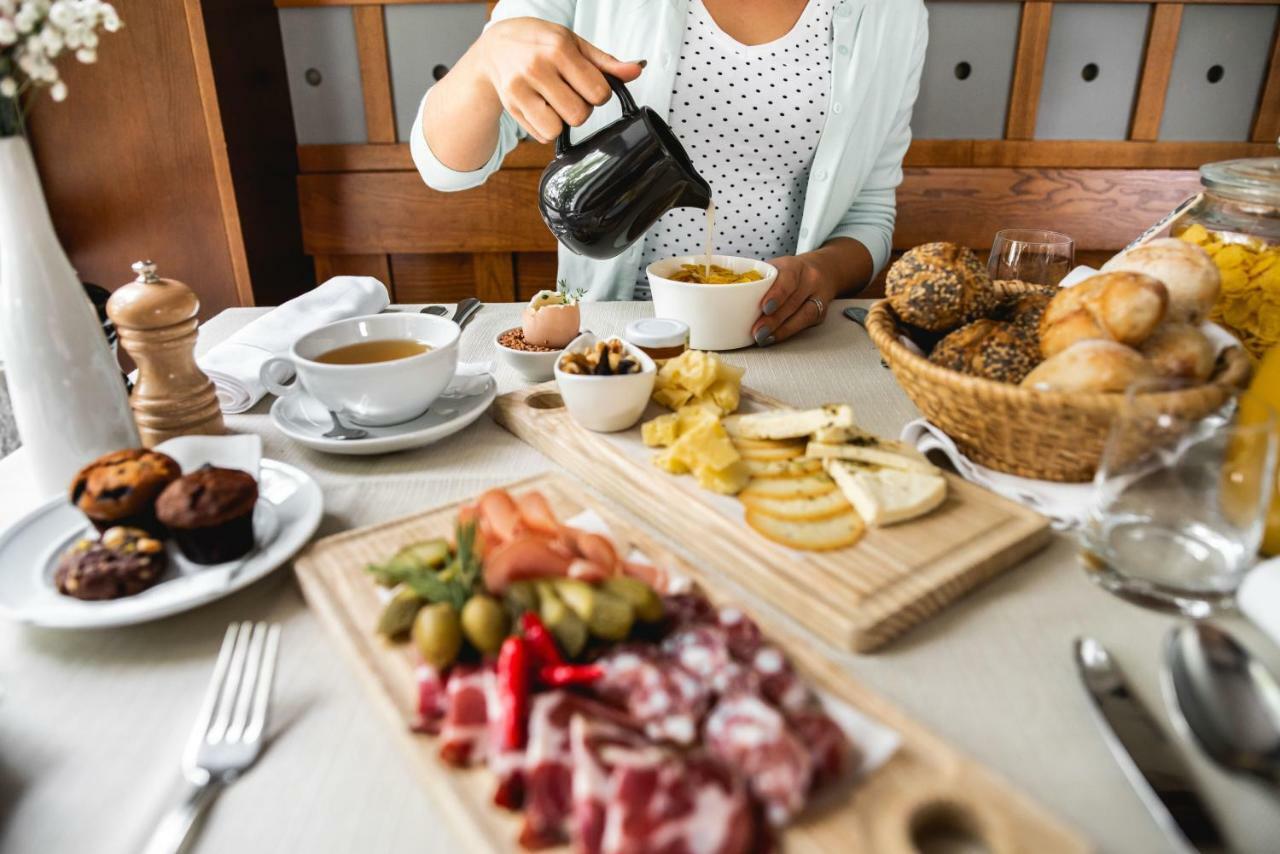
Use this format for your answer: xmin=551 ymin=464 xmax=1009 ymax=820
xmin=1074 ymin=637 xmax=1228 ymax=854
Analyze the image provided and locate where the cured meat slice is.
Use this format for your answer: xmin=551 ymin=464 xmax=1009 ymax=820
xmin=570 ymin=715 xmax=755 ymax=854
xmin=591 ymin=647 xmax=710 ymax=746
xmin=715 ymin=607 xmax=764 ymax=662
xmin=662 ymin=593 xmax=717 ymax=630
xmin=438 ymin=665 xmax=493 ymax=767
xmin=519 ymin=692 xmax=579 ymax=848
xmin=412 ymin=664 xmax=449 ymax=735
xmin=788 ymin=709 xmax=854 ymax=792
xmin=704 ymin=693 xmax=813 ymax=827
xmin=749 ymin=645 xmax=812 ymax=713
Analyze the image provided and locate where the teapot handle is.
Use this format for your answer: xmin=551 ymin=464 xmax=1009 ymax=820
xmin=555 ymin=73 xmax=639 ymax=156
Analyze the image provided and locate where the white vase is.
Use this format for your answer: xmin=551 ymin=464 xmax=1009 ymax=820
xmin=0 ymin=136 xmax=140 ymax=498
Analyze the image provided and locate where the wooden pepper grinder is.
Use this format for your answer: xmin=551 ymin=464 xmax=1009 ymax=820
xmin=107 ymin=260 xmax=225 ymax=446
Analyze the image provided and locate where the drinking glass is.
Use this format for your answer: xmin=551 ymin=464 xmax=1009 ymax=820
xmin=988 ymin=229 xmax=1075 ymax=286
xmin=1081 ymin=389 xmax=1278 ymax=617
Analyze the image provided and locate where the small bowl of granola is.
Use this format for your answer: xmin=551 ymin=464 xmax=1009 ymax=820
xmin=496 ymin=285 xmax=583 ymax=382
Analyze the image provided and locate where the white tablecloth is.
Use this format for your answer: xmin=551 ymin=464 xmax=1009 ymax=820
xmin=1 ymin=301 xmax=1277 ymax=854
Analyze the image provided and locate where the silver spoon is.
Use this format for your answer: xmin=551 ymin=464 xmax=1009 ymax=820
xmin=1163 ymin=622 xmax=1280 ymax=785
xmin=420 ymin=305 xmax=448 ymax=317
xmin=323 ymin=410 xmax=369 ymax=441
xmin=453 ymin=296 xmax=482 ymax=330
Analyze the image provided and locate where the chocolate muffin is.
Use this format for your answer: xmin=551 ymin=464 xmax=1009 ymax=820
xmin=55 ymin=526 xmax=168 ymax=600
xmin=155 ymin=466 xmax=259 ymax=564
xmin=69 ymin=449 xmax=182 ymax=535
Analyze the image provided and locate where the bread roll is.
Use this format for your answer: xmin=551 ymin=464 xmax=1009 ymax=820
xmin=886 ymin=243 xmax=999 ymax=332
xmin=1021 ymin=340 xmax=1158 ymax=394
xmin=994 ymin=290 xmax=1054 ymax=334
xmin=929 ymin=318 xmax=1042 ymax=384
xmin=1039 ymin=272 xmax=1168 ymax=358
xmin=1102 ymin=238 xmax=1221 ymax=324
xmin=1139 ymin=322 xmax=1216 ymax=382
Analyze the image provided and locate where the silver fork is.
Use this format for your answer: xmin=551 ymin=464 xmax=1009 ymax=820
xmin=142 ymin=622 xmax=281 ymax=854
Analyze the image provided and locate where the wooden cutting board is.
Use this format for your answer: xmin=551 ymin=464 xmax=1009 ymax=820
xmin=493 ymin=383 xmax=1052 ymax=653
xmin=293 ymin=474 xmax=1087 ymax=854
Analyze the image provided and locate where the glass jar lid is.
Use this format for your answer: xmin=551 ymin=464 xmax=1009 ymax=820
xmin=1200 ymin=157 xmax=1280 ymax=207
xmin=624 ymin=318 xmax=689 ymax=349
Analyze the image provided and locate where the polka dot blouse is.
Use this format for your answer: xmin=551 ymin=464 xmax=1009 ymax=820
xmin=636 ymin=0 xmax=834 ymax=299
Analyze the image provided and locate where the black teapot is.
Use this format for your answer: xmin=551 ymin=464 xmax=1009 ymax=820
xmin=538 ymin=75 xmax=711 ymax=260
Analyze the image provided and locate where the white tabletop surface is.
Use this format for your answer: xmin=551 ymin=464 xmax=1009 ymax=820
xmin=1 ymin=301 xmax=1277 ymax=854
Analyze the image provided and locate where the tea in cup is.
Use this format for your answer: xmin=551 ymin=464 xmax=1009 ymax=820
xmin=260 ymin=313 xmax=459 ymax=426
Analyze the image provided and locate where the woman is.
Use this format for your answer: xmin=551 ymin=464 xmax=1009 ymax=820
xmin=413 ymin=0 xmax=927 ymax=346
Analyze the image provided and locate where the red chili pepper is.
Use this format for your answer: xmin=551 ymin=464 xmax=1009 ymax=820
xmin=538 ymin=663 xmax=604 ymax=688
xmin=496 ymin=636 xmax=530 ymax=750
xmin=521 ymin=612 xmax=564 ymax=668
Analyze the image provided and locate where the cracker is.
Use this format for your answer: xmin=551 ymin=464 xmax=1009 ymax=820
xmin=744 ymin=508 xmax=865 ymax=551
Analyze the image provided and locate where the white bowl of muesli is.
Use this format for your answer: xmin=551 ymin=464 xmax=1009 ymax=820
xmin=495 ymin=327 xmax=569 ymax=383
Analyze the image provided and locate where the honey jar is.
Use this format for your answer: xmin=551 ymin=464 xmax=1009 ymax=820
xmin=624 ymin=318 xmax=690 ymax=360
xmin=1173 ymin=157 xmax=1280 ymax=358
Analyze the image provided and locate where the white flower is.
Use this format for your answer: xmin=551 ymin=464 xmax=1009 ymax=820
xmin=0 ymin=19 xmax=16 ymax=46
xmin=0 ymin=77 xmax=16 ymax=98
xmin=74 ymin=46 xmax=93 ymax=63
xmin=49 ymin=80 xmax=66 ymax=101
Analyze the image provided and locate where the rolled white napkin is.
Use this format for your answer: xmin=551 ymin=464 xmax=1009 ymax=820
xmin=901 ymin=418 xmax=1096 ymax=530
xmin=199 ymin=277 xmax=390 ymax=413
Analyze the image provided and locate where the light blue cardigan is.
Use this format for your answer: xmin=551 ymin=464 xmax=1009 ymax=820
xmin=411 ymin=0 xmax=928 ymax=301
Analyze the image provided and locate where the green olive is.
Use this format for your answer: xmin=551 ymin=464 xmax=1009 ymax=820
xmin=460 ymin=594 xmax=509 ymax=656
xmin=412 ymin=602 xmax=462 ymax=669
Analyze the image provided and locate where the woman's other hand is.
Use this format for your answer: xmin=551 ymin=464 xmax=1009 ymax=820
xmin=751 ymin=238 xmax=873 ymax=346
xmin=475 ymin=18 xmax=644 ymax=144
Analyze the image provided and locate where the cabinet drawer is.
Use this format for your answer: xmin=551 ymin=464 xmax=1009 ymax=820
xmin=279 ymin=8 xmax=367 ymax=145
xmin=1035 ymin=3 xmax=1150 ymax=140
xmin=913 ymin=1 xmax=1021 ymax=139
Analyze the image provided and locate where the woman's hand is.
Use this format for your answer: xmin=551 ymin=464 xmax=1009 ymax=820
xmin=474 ymin=18 xmax=644 ymax=144
xmin=751 ymin=239 xmax=874 ymax=346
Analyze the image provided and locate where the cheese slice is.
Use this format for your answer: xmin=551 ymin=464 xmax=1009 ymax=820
xmin=721 ymin=405 xmax=854 ymax=440
xmin=824 ymin=459 xmax=947 ymax=526
xmin=805 ymin=440 xmax=939 ymax=475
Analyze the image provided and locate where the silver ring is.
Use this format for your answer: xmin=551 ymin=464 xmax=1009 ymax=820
xmin=808 ymin=295 xmax=826 ymax=320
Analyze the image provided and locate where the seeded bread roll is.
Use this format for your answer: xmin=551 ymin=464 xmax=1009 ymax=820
xmin=993 ymin=288 xmax=1055 ymax=333
xmin=1021 ymin=340 xmax=1159 ymax=393
xmin=1102 ymin=238 xmax=1221 ymax=324
xmin=1038 ymin=272 xmax=1169 ymax=358
xmin=886 ymin=243 xmax=999 ymax=332
xmin=929 ymin=318 xmax=1042 ymax=384
xmin=1139 ymin=322 xmax=1216 ymax=382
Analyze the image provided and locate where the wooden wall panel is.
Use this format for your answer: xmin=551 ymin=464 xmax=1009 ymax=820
xmin=1129 ymin=4 xmax=1183 ymax=140
xmin=1005 ymin=2 xmax=1053 ymax=139
xmin=515 ymin=252 xmax=559 ymax=300
xmin=298 ymin=169 xmax=555 ymax=254
xmin=353 ymin=6 xmax=397 ymax=143
xmin=389 ymin=253 xmax=475 ymax=302
xmin=313 ymin=253 xmax=392 ymax=290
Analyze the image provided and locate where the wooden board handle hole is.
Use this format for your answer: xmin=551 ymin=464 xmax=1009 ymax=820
xmin=909 ymin=799 xmax=993 ymax=854
xmin=525 ymin=391 xmax=565 ymax=410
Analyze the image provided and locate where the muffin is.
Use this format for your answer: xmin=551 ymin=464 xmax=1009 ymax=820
xmin=69 ymin=449 xmax=182 ymax=535
xmin=55 ymin=526 xmax=168 ymax=600
xmin=885 ymin=243 xmax=999 ymax=332
xmin=155 ymin=466 xmax=259 ymax=564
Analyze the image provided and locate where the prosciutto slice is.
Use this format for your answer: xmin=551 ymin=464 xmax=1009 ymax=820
xmin=592 ymin=647 xmax=710 ymax=745
xmin=570 ymin=715 xmax=756 ymax=854
xmin=703 ymin=693 xmax=813 ymax=827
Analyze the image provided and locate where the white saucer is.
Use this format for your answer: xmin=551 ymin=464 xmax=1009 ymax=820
xmin=269 ymin=373 xmax=497 ymax=456
xmin=0 ymin=458 xmax=322 ymax=629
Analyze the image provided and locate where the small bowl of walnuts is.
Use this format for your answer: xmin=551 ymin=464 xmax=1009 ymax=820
xmin=554 ymin=333 xmax=656 ymax=432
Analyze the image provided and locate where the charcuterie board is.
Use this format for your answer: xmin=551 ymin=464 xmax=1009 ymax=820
xmin=492 ymin=384 xmax=1052 ymax=652
xmin=293 ymin=474 xmax=1085 ymax=853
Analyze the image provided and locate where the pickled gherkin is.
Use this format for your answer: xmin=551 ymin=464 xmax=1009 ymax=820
xmin=377 ymin=587 xmax=425 ymax=638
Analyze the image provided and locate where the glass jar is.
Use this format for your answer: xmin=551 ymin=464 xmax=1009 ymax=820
xmin=1172 ymin=157 xmax=1280 ymax=358
xmin=624 ymin=318 xmax=690 ymax=360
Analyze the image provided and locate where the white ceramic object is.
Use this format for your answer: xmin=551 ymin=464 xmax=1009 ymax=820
xmin=554 ymin=333 xmax=656 ymax=432
xmin=495 ymin=327 xmax=566 ymax=383
xmin=260 ymin=313 xmax=459 ymax=426
xmin=270 ymin=372 xmax=496 ymax=455
xmin=646 ymin=255 xmax=778 ymax=351
xmin=0 ymin=445 xmax=322 ymax=630
xmin=0 ymin=138 xmax=140 ymax=499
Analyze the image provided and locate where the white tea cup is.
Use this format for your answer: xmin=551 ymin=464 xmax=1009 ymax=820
xmin=260 ymin=313 xmax=459 ymax=426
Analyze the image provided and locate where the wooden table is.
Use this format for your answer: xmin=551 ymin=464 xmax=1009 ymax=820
xmin=1 ymin=301 xmax=1276 ymax=854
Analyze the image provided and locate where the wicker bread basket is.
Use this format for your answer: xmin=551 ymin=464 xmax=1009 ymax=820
xmin=866 ymin=280 xmax=1254 ymax=483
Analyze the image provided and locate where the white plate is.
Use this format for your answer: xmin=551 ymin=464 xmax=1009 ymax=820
xmin=0 ymin=459 xmax=322 ymax=629
xmin=269 ymin=374 xmax=497 ymax=455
